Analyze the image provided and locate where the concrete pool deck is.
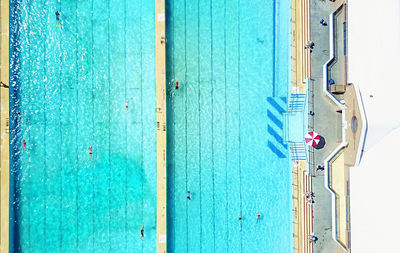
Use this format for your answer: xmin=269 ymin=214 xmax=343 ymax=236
xmin=310 ymin=0 xmax=349 ymax=251
xmin=156 ymin=0 xmax=167 ymax=252
xmin=309 ymin=0 xmax=366 ymax=252
xmin=309 ymin=4 xmax=346 ymax=251
xmin=0 ymin=0 xmax=9 ymax=252
xmin=292 ymin=160 xmax=314 ymax=253
xmin=291 ymin=0 xmax=314 ymax=252
xmin=291 ymin=0 xmax=310 ymax=95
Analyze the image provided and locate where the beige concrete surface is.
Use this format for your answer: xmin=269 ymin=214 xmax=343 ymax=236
xmin=325 ymin=83 xmax=363 ymax=252
xmin=0 ymin=0 xmax=9 ymax=252
xmin=293 ymin=160 xmax=314 ymax=253
xmin=155 ymin=0 xmax=167 ymax=252
xmin=344 ymin=84 xmax=362 ymax=167
xmin=291 ymin=0 xmax=310 ymax=95
xmin=291 ymin=0 xmax=313 ymax=252
xmin=329 ymin=150 xmax=349 ymax=250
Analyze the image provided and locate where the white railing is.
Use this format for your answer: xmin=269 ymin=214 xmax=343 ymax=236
xmin=289 ymin=141 xmax=307 ymax=161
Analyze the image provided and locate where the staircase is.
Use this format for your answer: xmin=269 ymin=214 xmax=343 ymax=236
xmin=288 ymin=142 xmax=307 ymax=161
xmin=287 ymin=93 xmax=306 ymax=113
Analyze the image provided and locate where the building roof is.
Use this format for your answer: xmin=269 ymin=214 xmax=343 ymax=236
xmin=348 ymin=0 xmax=400 ymax=251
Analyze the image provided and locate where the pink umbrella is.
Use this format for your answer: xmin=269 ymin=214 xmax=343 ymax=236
xmin=305 ymin=131 xmax=320 ymax=146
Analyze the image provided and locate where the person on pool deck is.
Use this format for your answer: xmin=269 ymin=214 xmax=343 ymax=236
xmin=309 ymin=233 xmax=318 ymax=244
xmin=175 ymin=81 xmax=179 ymax=90
xmin=0 ymin=81 xmax=9 ymax=88
xmin=22 ymin=139 xmax=26 ymax=150
xmin=140 ymin=225 xmax=144 ymax=239
xmin=186 ymin=191 xmax=191 ymax=200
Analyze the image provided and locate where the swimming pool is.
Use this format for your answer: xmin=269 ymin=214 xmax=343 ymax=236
xmin=166 ymin=0 xmax=292 ymax=252
xmin=9 ymin=0 xmax=156 ymax=252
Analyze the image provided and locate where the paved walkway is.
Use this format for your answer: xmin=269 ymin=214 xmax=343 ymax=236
xmin=309 ymin=0 xmax=349 ymax=252
xmin=155 ymin=0 xmax=167 ymax=252
xmin=0 ymin=0 xmax=9 ymax=251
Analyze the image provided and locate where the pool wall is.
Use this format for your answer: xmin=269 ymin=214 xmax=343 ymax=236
xmin=0 ymin=0 xmax=10 ymax=251
xmin=155 ymin=0 xmax=167 ymax=251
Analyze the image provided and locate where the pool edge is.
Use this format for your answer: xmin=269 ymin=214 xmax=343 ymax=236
xmin=0 ymin=0 xmax=9 ymax=252
xmin=155 ymin=0 xmax=167 ymax=252
xmin=291 ymin=0 xmax=312 ymax=252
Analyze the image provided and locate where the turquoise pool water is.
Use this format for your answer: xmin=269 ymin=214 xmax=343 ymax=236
xmin=166 ymin=0 xmax=292 ymax=252
xmin=10 ymin=0 xmax=156 ymax=252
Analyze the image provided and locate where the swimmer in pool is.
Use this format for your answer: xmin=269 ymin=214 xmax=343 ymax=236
xmin=55 ymin=11 xmax=60 ymax=27
xmin=140 ymin=225 xmax=144 ymax=239
xmin=88 ymin=146 xmax=92 ymax=159
xmin=175 ymin=81 xmax=179 ymax=90
xmin=125 ymin=100 xmax=129 ymax=112
xmin=22 ymin=139 xmax=26 ymax=150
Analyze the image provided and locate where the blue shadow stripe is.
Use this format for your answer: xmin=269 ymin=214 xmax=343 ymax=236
xmin=267 ymin=141 xmax=286 ymax=158
xmin=267 ymin=109 xmax=283 ymax=129
xmin=267 ymin=97 xmax=285 ymax=113
xmin=267 ymin=125 xmax=287 ymax=149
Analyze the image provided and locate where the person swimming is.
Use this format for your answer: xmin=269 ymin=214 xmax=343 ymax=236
xmin=22 ymin=139 xmax=26 ymax=150
xmin=140 ymin=225 xmax=144 ymax=239
xmin=55 ymin=11 xmax=60 ymax=27
xmin=125 ymin=100 xmax=129 ymax=111
xmin=88 ymin=146 xmax=92 ymax=159
xmin=175 ymin=81 xmax=179 ymax=90
xmin=186 ymin=191 xmax=191 ymax=200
